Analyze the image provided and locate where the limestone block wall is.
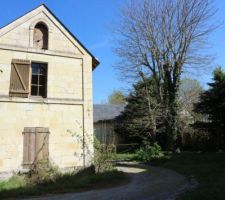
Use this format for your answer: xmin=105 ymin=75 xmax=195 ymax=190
xmin=0 ymin=50 xmax=83 ymax=99
xmin=0 ymin=103 xmax=84 ymax=172
xmin=0 ymin=50 xmax=94 ymax=174
xmin=0 ymin=5 xmax=95 ymax=175
xmin=0 ymin=9 xmax=82 ymax=55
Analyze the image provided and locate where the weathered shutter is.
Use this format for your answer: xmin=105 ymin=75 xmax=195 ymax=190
xmin=23 ymin=128 xmax=36 ymax=168
xmin=22 ymin=127 xmax=49 ymax=169
xmin=35 ymin=127 xmax=49 ymax=168
xmin=9 ymin=59 xmax=30 ymax=98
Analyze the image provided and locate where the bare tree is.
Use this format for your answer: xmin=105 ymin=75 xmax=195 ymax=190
xmin=114 ymin=0 xmax=218 ymax=150
xmin=179 ymin=78 xmax=202 ymax=119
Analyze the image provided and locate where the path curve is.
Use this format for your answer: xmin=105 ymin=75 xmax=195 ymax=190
xmin=24 ymin=163 xmax=194 ymax=200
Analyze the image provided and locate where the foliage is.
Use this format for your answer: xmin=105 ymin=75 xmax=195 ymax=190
xmin=115 ymin=78 xmax=203 ymax=150
xmin=0 ymin=169 xmax=126 ymax=199
xmin=0 ymin=175 xmax=27 ymax=190
xmin=115 ymin=78 xmax=164 ymax=146
xmin=108 ymin=90 xmax=126 ymax=104
xmin=152 ymin=152 xmax=225 ymax=200
xmin=193 ymin=67 xmax=225 ymax=150
xmin=113 ymin=153 xmax=137 ymax=161
xmin=114 ymin=0 xmax=217 ymax=151
xmin=135 ymin=143 xmax=164 ymax=162
xmin=94 ymin=137 xmax=116 ymax=173
xmin=69 ymin=123 xmax=116 ymax=173
xmin=27 ymin=165 xmax=61 ymax=184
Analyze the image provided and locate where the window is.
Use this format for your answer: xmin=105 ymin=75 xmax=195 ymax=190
xmin=9 ymin=60 xmax=48 ymax=98
xmin=33 ymin=23 xmax=48 ymax=49
xmin=31 ymin=63 xmax=47 ymax=98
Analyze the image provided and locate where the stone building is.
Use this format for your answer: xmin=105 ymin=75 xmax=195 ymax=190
xmin=0 ymin=4 xmax=99 ymax=178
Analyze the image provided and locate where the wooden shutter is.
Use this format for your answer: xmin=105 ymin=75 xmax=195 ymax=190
xmin=9 ymin=59 xmax=30 ymax=98
xmin=23 ymin=128 xmax=36 ymax=168
xmin=22 ymin=127 xmax=49 ymax=169
xmin=35 ymin=127 xmax=49 ymax=168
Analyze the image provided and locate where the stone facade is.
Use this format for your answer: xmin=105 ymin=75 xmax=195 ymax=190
xmin=0 ymin=4 xmax=99 ymax=177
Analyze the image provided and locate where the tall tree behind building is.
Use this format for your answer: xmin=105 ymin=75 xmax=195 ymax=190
xmin=115 ymin=79 xmax=164 ymax=146
xmin=114 ymin=0 xmax=218 ymax=151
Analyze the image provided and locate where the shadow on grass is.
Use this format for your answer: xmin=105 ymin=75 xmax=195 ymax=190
xmin=149 ymin=152 xmax=173 ymax=166
xmin=0 ymin=167 xmax=128 ymax=199
xmin=150 ymin=152 xmax=225 ymax=200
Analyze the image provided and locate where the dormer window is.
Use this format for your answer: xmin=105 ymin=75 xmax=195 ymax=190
xmin=33 ymin=23 xmax=48 ymax=49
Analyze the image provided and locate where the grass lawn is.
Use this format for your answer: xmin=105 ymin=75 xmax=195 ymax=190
xmin=0 ymin=169 xmax=128 ymax=199
xmin=151 ymin=152 xmax=225 ymax=200
xmin=113 ymin=153 xmax=138 ymax=161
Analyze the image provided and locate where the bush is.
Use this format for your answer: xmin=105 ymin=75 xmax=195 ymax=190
xmin=27 ymin=163 xmax=61 ymax=184
xmin=94 ymin=137 xmax=116 ymax=173
xmin=136 ymin=143 xmax=164 ymax=162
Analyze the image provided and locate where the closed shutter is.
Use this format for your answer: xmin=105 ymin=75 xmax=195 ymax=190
xmin=22 ymin=127 xmax=49 ymax=169
xmin=35 ymin=127 xmax=49 ymax=168
xmin=23 ymin=128 xmax=36 ymax=168
xmin=9 ymin=59 xmax=30 ymax=98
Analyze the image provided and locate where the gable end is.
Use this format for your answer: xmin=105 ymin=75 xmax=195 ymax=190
xmin=0 ymin=4 xmax=99 ymax=70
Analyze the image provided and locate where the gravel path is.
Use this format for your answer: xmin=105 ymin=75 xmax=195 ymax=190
xmin=23 ymin=162 xmax=195 ymax=200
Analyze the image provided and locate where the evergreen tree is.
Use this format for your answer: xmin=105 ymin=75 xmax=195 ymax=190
xmin=194 ymin=67 xmax=225 ymax=150
xmin=114 ymin=79 xmax=165 ymax=147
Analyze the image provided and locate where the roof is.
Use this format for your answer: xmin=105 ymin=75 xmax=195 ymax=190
xmin=0 ymin=4 xmax=99 ymax=70
xmin=93 ymin=104 xmax=125 ymax=123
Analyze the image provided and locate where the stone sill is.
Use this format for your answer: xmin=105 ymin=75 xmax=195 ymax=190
xmin=0 ymin=44 xmax=84 ymax=59
xmin=0 ymin=95 xmax=84 ymax=105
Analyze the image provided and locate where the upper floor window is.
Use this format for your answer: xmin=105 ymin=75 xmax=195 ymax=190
xmin=31 ymin=63 xmax=48 ymax=98
xmin=33 ymin=23 xmax=48 ymax=49
xmin=9 ymin=60 xmax=48 ymax=98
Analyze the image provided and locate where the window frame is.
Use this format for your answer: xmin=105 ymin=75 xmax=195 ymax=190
xmin=30 ymin=62 xmax=48 ymax=98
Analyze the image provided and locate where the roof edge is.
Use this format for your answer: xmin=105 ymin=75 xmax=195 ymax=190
xmin=41 ymin=4 xmax=100 ymax=69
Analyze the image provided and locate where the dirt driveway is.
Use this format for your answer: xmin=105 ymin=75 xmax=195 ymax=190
xmin=24 ymin=163 xmax=195 ymax=200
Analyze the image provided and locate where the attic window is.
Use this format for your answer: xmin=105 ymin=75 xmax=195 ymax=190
xmin=33 ymin=23 xmax=48 ymax=49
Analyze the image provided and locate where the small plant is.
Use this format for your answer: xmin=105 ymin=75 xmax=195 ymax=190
xmin=136 ymin=143 xmax=164 ymax=162
xmin=27 ymin=163 xmax=61 ymax=184
xmin=94 ymin=137 xmax=116 ymax=173
xmin=68 ymin=122 xmax=116 ymax=173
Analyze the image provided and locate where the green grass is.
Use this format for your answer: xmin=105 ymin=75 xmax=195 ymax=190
xmin=0 ymin=169 xmax=128 ymax=199
xmin=113 ymin=153 xmax=137 ymax=161
xmin=151 ymin=152 xmax=225 ymax=200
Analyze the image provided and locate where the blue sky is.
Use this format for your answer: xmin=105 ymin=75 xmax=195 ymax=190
xmin=0 ymin=0 xmax=224 ymax=103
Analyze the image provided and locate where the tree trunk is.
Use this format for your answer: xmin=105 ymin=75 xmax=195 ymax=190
xmin=163 ymin=65 xmax=181 ymax=151
xmin=139 ymin=72 xmax=157 ymax=144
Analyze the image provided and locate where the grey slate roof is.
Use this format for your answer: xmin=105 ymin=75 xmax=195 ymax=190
xmin=93 ymin=104 xmax=125 ymax=123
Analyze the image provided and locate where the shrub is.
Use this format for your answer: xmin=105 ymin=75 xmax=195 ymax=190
xmin=94 ymin=137 xmax=116 ymax=173
xmin=136 ymin=143 xmax=164 ymax=162
xmin=27 ymin=164 xmax=61 ymax=184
